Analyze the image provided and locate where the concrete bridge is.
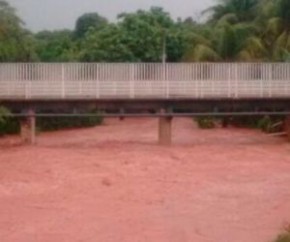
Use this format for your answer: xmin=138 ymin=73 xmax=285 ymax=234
xmin=1 ymin=62 xmax=290 ymax=145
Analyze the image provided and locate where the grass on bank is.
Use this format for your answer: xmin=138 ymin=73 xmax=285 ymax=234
xmin=0 ymin=108 xmax=103 ymax=136
xmin=195 ymin=115 xmax=284 ymax=133
xmin=273 ymin=227 xmax=290 ymax=242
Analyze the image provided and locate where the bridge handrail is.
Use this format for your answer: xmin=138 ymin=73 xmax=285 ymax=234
xmin=0 ymin=63 xmax=290 ymax=99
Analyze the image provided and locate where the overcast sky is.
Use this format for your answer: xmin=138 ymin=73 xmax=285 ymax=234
xmin=8 ymin=0 xmax=215 ymax=32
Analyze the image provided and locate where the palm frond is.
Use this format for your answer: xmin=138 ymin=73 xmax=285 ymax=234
xmin=191 ymin=44 xmax=220 ymax=62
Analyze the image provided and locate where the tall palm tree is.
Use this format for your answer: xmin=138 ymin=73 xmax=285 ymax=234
xmin=183 ymin=22 xmax=266 ymax=62
xmin=262 ymin=0 xmax=290 ymax=60
xmin=185 ymin=0 xmax=266 ymax=62
xmin=203 ymin=0 xmax=260 ymax=24
xmin=182 ymin=25 xmax=220 ymax=61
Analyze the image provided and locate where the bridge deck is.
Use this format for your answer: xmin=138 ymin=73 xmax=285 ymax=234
xmin=1 ymin=63 xmax=290 ymax=100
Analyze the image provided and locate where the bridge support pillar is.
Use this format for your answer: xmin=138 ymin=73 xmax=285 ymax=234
xmin=21 ymin=109 xmax=36 ymax=145
xmin=119 ymin=108 xmax=125 ymax=121
xmin=158 ymin=110 xmax=172 ymax=145
xmin=285 ymin=116 xmax=290 ymax=141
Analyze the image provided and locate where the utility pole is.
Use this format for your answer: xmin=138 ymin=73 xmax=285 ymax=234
xmin=162 ymin=30 xmax=167 ymax=64
xmin=161 ymin=30 xmax=168 ymax=98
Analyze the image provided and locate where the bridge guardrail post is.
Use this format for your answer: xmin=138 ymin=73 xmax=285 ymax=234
xmin=197 ymin=64 xmax=202 ymax=98
xmin=269 ymin=63 xmax=272 ymax=98
xmin=285 ymin=64 xmax=289 ymax=97
xmin=130 ymin=64 xmax=135 ymax=99
xmin=227 ymin=64 xmax=231 ymax=98
xmin=96 ymin=64 xmax=100 ymax=99
xmin=235 ymin=63 xmax=238 ymax=98
xmin=25 ymin=80 xmax=31 ymax=100
xmin=165 ymin=64 xmax=169 ymax=99
xmin=260 ymin=74 xmax=263 ymax=98
xmin=196 ymin=73 xmax=199 ymax=99
xmin=61 ymin=63 xmax=65 ymax=99
xmin=25 ymin=81 xmax=28 ymax=99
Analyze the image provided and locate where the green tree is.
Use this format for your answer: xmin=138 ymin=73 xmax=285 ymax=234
xmin=117 ymin=7 xmax=173 ymax=62
xmin=117 ymin=7 xmax=186 ymax=62
xmin=183 ymin=0 xmax=266 ymax=62
xmin=0 ymin=0 xmax=37 ymax=61
xmin=79 ymin=7 xmax=187 ymax=62
xmin=3 ymin=0 xmax=290 ymax=64
xmin=203 ymin=0 xmax=260 ymax=24
xmin=182 ymin=23 xmax=220 ymax=62
xmin=0 ymin=0 xmax=22 ymax=36
xmin=75 ymin=13 xmax=108 ymax=38
xmin=263 ymin=0 xmax=290 ymax=60
xmin=35 ymin=30 xmax=79 ymax=62
xmin=79 ymin=24 xmax=135 ymax=62
xmin=0 ymin=106 xmax=10 ymax=125
xmin=183 ymin=22 xmax=266 ymax=62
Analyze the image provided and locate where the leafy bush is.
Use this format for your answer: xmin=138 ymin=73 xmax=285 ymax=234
xmin=0 ymin=106 xmax=10 ymax=124
xmin=37 ymin=111 xmax=103 ymax=131
xmin=195 ymin=116 xmax=215 ymax=129
xmin=0 ymin=118 xmax=20 ymax=135
xmin=0 ymin=108 xmax=103 ymax=135
xmin=194 ymin=115 xmax=285 ymax=133
xmin=274 ymin=233 xmax=290 ymax=242
xmin=273 ymin=227 xmax=290 ymax=242
xmin=257 ymin=115 xmax=284 ymax=133
xmin=230 ymin=116 xmax=261 ymax=128
xmin=230 ymin=115 xmax=284 ymax=133
xmin=0 ymin=106 xmax=19 ymax=136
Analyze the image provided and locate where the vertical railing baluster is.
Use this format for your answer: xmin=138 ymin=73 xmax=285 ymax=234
xmin=269 ymin=63 xmax=272 ymax=98
xmin=61 ymin=63 xmax=65 ymax=99
xmin=210 ymin=63 xmax=214 ymax=97
xmin=166 ymin=63 xmax=169 ymax=98
xmin=235 ymin=63 xmax=238 ymax=98
xmin=95 ymin=63 xmax=99 ymax=99
xmin=130 ymin=64 xmax=135 ymax=99
xmin=25 ymin=64 xmax=29 ymax=99
xmin=285 ymin=63 xmax=289 ymax=96
xmin=259 ymin=63 xmax=263 ymax=98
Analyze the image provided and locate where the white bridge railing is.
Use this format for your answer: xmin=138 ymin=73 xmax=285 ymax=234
xmin=0 ymin=63 xmax=290 ymax=99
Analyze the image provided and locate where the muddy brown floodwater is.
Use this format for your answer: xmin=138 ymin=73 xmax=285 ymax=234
xmin=0 ymin=118 xmax=290 ymax=242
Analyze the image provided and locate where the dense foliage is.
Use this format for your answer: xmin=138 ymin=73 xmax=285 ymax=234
xmin=0 ymin=106 xmax=17 ymax=136
xmin=37 ymin=112 xmax=103 ymax=131
xmin=1 ymin=0 xmax=290 ymax=63
xmin=0 ymin=110 xmax=103 ymax=135
xmin=273 ymin=227 xmax=290 ymax=242
xmin=195 ymin=116 xmax=216 ymax=129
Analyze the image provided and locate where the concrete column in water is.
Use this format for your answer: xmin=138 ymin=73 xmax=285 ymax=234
xmin=285 ymin=115 xmax=290 ymax=141
xmin=21 ymin=109 xmax=36 ymax=144
xmin=158 ymin=109 xmax=172 ymax=145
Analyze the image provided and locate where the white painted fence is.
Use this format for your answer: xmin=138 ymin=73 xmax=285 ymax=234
xmin=0 ymin=63 xmax=290 ymax=99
